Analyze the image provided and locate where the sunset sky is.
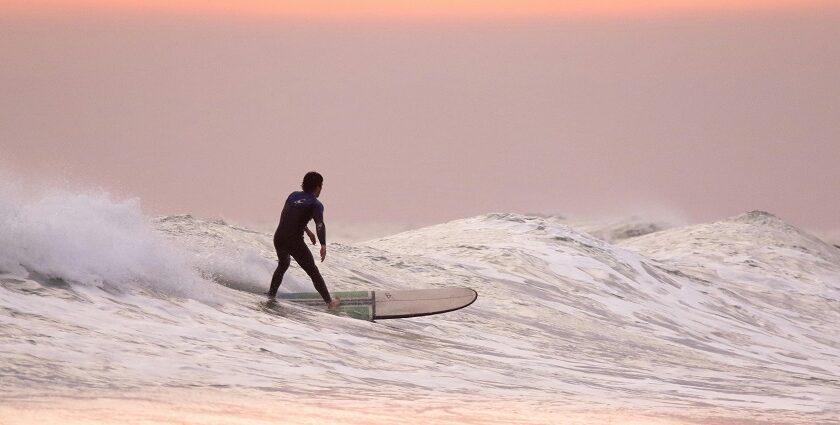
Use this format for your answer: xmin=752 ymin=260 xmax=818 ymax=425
xmin=2 ymin=0 xmax=839 ymax=234
xmin=4 ymin=0 xmax=835 ymax=19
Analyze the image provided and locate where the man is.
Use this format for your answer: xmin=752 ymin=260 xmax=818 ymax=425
xmin=269 ymin=171 xmax=340 ymax=309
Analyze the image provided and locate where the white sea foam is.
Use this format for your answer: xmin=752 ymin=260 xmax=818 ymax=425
xmin=1 ymin=190 xmax=838 ymax=424
xmin=0 ymin=185 xmax=214 ymax=300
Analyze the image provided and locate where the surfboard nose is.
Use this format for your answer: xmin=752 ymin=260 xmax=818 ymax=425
xmin=374 ymin=287 xmax=478 ymax=320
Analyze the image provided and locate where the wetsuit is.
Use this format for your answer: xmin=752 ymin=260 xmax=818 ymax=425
xmin=269 ymin=191 xmax=331 ymax=302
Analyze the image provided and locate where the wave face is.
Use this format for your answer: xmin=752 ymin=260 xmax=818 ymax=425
xmin=1 ymin=191 xmax=839 ymax=423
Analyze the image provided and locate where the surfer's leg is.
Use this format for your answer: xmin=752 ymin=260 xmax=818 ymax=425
xmin=290 ymin=244 xmax=332 ymax=304
xmin=269 ymin=250 xmax=291 ymax=297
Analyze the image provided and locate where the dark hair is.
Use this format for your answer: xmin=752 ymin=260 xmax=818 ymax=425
xmin=301 ymin=171 xmax=323 ymax=193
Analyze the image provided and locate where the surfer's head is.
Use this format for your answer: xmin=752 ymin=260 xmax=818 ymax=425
xmin=302 ymin=171 xmax=324 ymax=196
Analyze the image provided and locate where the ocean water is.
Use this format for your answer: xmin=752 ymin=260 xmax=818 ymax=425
xmin=1 ymin=189 xmax=839 ymax=424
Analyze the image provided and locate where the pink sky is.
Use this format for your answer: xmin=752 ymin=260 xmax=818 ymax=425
xmin=1 ymin=2 xmax=839 ymax=232
xmin=4 ymin=0 xmax=834 ymax=19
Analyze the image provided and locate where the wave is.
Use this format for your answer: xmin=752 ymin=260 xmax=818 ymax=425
xmin=0 ymin=187 xmax=215 ymax=300
xmin=1 ymin=187 xmax=839 ymax=422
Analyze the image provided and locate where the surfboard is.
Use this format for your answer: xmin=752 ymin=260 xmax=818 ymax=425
xmin=277 ymin=287 xmax=478 ymax=321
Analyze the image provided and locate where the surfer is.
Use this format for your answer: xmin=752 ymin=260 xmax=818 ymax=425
xmin=269 ymin=171 xmax=341 ymax=309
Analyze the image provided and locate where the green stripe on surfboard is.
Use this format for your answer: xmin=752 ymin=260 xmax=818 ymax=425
xmin=278 ymin=291 xmax=372 ymax=301
xmin=333 ymin=305 xmax=373 ymax=321
xmin=276 ymin=293 xmax=374 ymax=321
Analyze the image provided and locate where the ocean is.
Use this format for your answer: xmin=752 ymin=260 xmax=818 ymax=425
xmin=1 ymin=189 xmax=838 ymax=424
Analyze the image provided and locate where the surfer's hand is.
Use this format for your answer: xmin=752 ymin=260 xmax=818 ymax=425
xmin=306 ymin=228 xmax=316 ymax=245
xmin=320 ymin=245 xmax=327 ymax=262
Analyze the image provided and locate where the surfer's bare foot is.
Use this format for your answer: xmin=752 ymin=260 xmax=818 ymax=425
xmin=327 ymin=297 xmax=341 ymax=310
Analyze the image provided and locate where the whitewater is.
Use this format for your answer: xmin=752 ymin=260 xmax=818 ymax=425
xmin=1 ymin=189 xmax=838 ymax=424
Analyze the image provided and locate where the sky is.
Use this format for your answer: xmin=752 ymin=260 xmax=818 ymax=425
xmin=4 ymin=1 xmax=834 ymax=19
xmin=2 ymin=1 xmax=839 ymax=233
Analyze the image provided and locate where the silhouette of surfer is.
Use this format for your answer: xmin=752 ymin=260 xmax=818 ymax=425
xmin=269 ymin=171 xmax=341 ymax=309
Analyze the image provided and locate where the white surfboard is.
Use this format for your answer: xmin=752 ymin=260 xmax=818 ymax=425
xmin=277 ymin=287 xmax=478 ymax=321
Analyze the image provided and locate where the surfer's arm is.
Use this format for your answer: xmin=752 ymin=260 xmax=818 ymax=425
xmin=315 ymin=222 xmax=326 ymax=246
xmin=304 ymin=227 xmax=317 ymax=245
xmin=313 ymin=202 xmax=326 ymax=246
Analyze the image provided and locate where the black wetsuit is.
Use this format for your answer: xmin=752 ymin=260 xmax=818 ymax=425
xmin=269 ymin=191 xmax=331 ymax=302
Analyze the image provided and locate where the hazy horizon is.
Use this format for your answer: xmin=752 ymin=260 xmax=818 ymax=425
xmin=2 ymin=2 xmax=839 ymax=234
